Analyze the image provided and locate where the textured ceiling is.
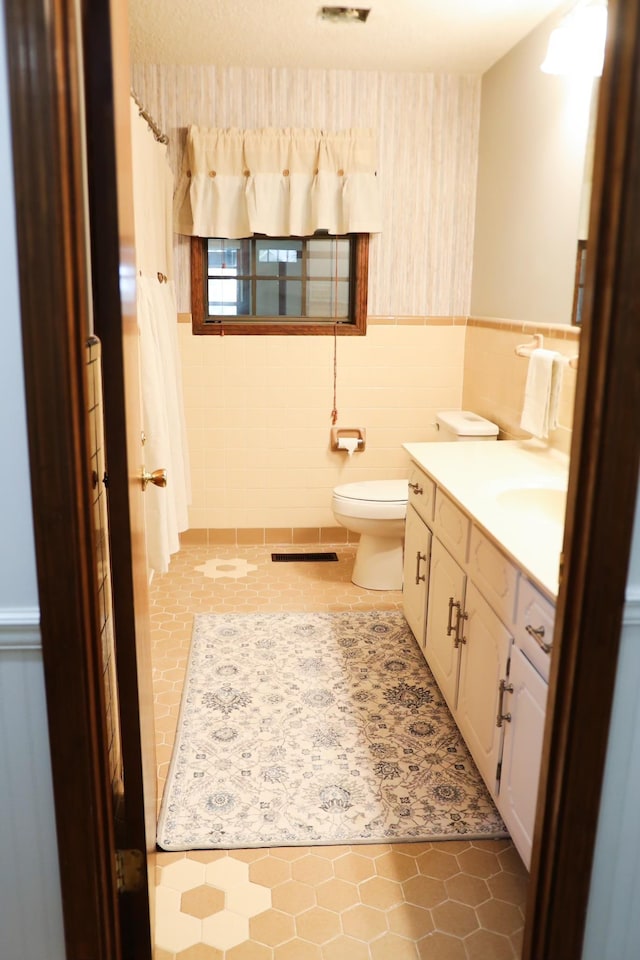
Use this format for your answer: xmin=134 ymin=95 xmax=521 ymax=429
xmin=128 ymin=0 xmax=568 ymax=74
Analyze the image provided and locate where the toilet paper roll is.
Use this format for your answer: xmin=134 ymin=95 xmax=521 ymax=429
xmin=337 ymin=437 xmax=359 ymax=457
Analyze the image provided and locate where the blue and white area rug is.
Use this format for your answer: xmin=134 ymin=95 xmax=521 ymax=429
xmin=157 ymin=610 xmax=508 ymax=849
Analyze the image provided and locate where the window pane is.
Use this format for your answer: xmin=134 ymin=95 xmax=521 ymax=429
xmin=256 ymin=279 xmax=302 ymax=316
xmin=307 ymin=238 xmax=350 ymax=279
xmin=207 ymin=239 xmax=251 ymax=275
xmin=207 ymin=277 xmax=251 ymax=315
xmin=256 ymin=239 xmax=302 ymax=277
xmin=306 ymin=279 xmax=349 ymax=318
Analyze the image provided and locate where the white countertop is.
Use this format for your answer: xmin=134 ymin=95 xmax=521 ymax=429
xmin=402 ymin=439 xmax=570 ymax=599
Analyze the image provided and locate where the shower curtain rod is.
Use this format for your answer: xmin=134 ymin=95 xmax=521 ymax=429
xmin=130 ymin=89 xmax=169 ymax=145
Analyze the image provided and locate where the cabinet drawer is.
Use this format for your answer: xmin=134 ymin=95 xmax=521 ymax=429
xmin=515 ymin=579 xmax=555 ymax=682
xmin=433 ymin=489 xmax=470 ymax=566
xmin=407 ymin=464 xmax=435 ymax=526
xmin=469 ymin=527 xmax=519 ymax=628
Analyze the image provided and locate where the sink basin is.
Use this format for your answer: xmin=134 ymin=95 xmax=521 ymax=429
xmin=495 ymin=485 xmax=567 ymax=523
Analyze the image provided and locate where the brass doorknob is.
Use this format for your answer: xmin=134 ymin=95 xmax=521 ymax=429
xmin=141 ymin=468 xmax=167 ymax=491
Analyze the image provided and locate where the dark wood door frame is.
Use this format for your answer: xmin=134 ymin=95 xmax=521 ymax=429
xmin=525 ymin=0 xmax=640 ymax=954
xmin=4 ymin=0 xmax=640 ymax=958
xmin=81 ymin=0 xmax=156 ymax=956
xmin=3 ymin=1 xmax=122 ymax=958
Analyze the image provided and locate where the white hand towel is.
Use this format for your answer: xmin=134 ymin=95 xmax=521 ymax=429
xmin=520 ymin=348 xmax=564 ymax=439
xmin=548 ymin=353 xmax=564 ymax=433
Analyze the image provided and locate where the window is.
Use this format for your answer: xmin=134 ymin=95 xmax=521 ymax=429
xmin=191 ymin=233 xmax=369 ymax=335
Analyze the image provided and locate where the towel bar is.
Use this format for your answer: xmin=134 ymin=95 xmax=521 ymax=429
xmin=514 ymin=334 xmax=578 ymax=369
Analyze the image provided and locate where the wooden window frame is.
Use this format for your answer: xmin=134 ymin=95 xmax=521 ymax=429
xmin=191 ymin=233 xmax=369 ymax=335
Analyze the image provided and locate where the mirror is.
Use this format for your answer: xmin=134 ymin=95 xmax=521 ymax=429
xmin=572 ymin=82 xmax=600 ymax=324
xmin=470 ymin=9 xmax=601 ymax=325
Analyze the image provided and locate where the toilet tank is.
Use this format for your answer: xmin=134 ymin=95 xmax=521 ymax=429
xmin=436 ymin=410 xmax=499 ymax=442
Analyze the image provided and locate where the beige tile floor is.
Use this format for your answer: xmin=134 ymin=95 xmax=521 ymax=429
xmin=150 ymin=543 xmax=527 ymax=959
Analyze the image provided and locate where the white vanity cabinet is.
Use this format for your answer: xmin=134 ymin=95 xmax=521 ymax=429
xmin=402 ymin=456 xmax=556 ymax=868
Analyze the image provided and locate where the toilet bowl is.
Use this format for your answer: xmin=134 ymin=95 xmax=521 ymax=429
xmin=332 ymin=479 xmax=409 ymax=590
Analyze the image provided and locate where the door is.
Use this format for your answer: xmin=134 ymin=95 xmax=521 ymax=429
xmin=424 ymin=537 xmax=466 ymax=711
xmin=5 ymin=0 xmax=159 ymax=955
xmin=3 ymin=0 xmax=153 ymax=956
xmin=456 ymin=583 xmax=512 ymax=797
xmin=402 ymin=505 xmax=431 ymax=648
xmin=82 ymin=0 xmax=157 ymax=955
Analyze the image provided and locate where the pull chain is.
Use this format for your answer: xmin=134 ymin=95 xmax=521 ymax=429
xmin=331 ymin=322 xmax=338 ymax=424
xmin=330 ymin=237 xmax=339 ymax=424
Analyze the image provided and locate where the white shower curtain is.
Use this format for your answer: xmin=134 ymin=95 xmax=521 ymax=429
xmin=131 ymin=98 xmax=191 ymax=574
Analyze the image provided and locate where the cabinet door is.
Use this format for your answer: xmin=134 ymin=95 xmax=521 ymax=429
xmin=402 ymin=506 xmax=431 ymax=649
xmin=498 ymin=646 xmax=548 ymax=870
xmin=424 ymin=538 xmax=466 ymax=712
xmin=457 ymin=583 xmax=512 ymax=796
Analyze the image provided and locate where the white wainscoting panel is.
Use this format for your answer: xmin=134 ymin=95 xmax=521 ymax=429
xmin=582 ymin=590 xmax=640 ymax=960
xmin=0 ymin=609 xmax=66 ymax=960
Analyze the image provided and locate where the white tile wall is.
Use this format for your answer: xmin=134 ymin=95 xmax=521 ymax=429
xmin=178 ymin=322 xmax=465 ymax=529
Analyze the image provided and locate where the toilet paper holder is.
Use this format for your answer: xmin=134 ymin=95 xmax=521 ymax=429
xmin=331 ymin=427 xmax=366 ymax=453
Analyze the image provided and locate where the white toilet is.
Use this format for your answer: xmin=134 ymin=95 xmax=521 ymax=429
xmin=332 ymin=411 xmax=499 ymax=591
xmin=332 ymin=479 xmax=409 ymax=590
xmin=435 ymin=409 xmax=499 ymax=442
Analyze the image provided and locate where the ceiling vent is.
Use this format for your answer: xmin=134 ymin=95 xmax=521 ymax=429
xmin=318 ymin=7 xmax=371 ymax=24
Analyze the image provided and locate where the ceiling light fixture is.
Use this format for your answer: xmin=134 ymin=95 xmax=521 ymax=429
xmin=318 ymin=6 xmax=371 ymax=24
xmin=540 ymin=0 xmax=608 ymax=76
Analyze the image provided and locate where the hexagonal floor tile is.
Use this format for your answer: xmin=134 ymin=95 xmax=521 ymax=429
xmin=155 ymin=886 xmax=201 ymax=954
xmin=161 ymin=857 xmax=206 ymax=892
xmin=201 ymin=910 xmax=249 ymax=951
xmin=295 ymin=905 xmax=341 ymax=944
xmin=181 ymin=884 xmax=226 ymax=919
xmin=250 ymin=908 xmax=296 ymax=946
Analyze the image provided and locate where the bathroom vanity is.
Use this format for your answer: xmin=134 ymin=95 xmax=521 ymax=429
xmin=402 ymin=440 xmax=568 ymax=869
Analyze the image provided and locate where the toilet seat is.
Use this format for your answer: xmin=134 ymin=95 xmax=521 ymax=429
xmin=332 ymin=480 xmax=408 ymax=520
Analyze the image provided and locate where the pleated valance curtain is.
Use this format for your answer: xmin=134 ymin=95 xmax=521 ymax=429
xmin=174 ymin=126 xmax=382 ymax=238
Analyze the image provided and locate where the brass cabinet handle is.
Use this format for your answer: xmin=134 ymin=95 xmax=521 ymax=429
xmin=454 ymin=606 xmax=468 ymax=649
xmin=408 ymin=481 xmax=423 ymax=495
xmin=141 ymin=468 xmax=168 ymax=491
xmin=447 ymin=596 xmax=457 ymax=636
xmin=415 ymin=551 xmax=427 ymax=585
xmin=525 ymin=623 xmax=552 ymax=654
xmin=496 ymin=678 xmax=514 ymax=727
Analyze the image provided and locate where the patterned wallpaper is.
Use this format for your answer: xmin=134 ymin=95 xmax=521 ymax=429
xmin=131 ymin=64 xmax=481 ymax=318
